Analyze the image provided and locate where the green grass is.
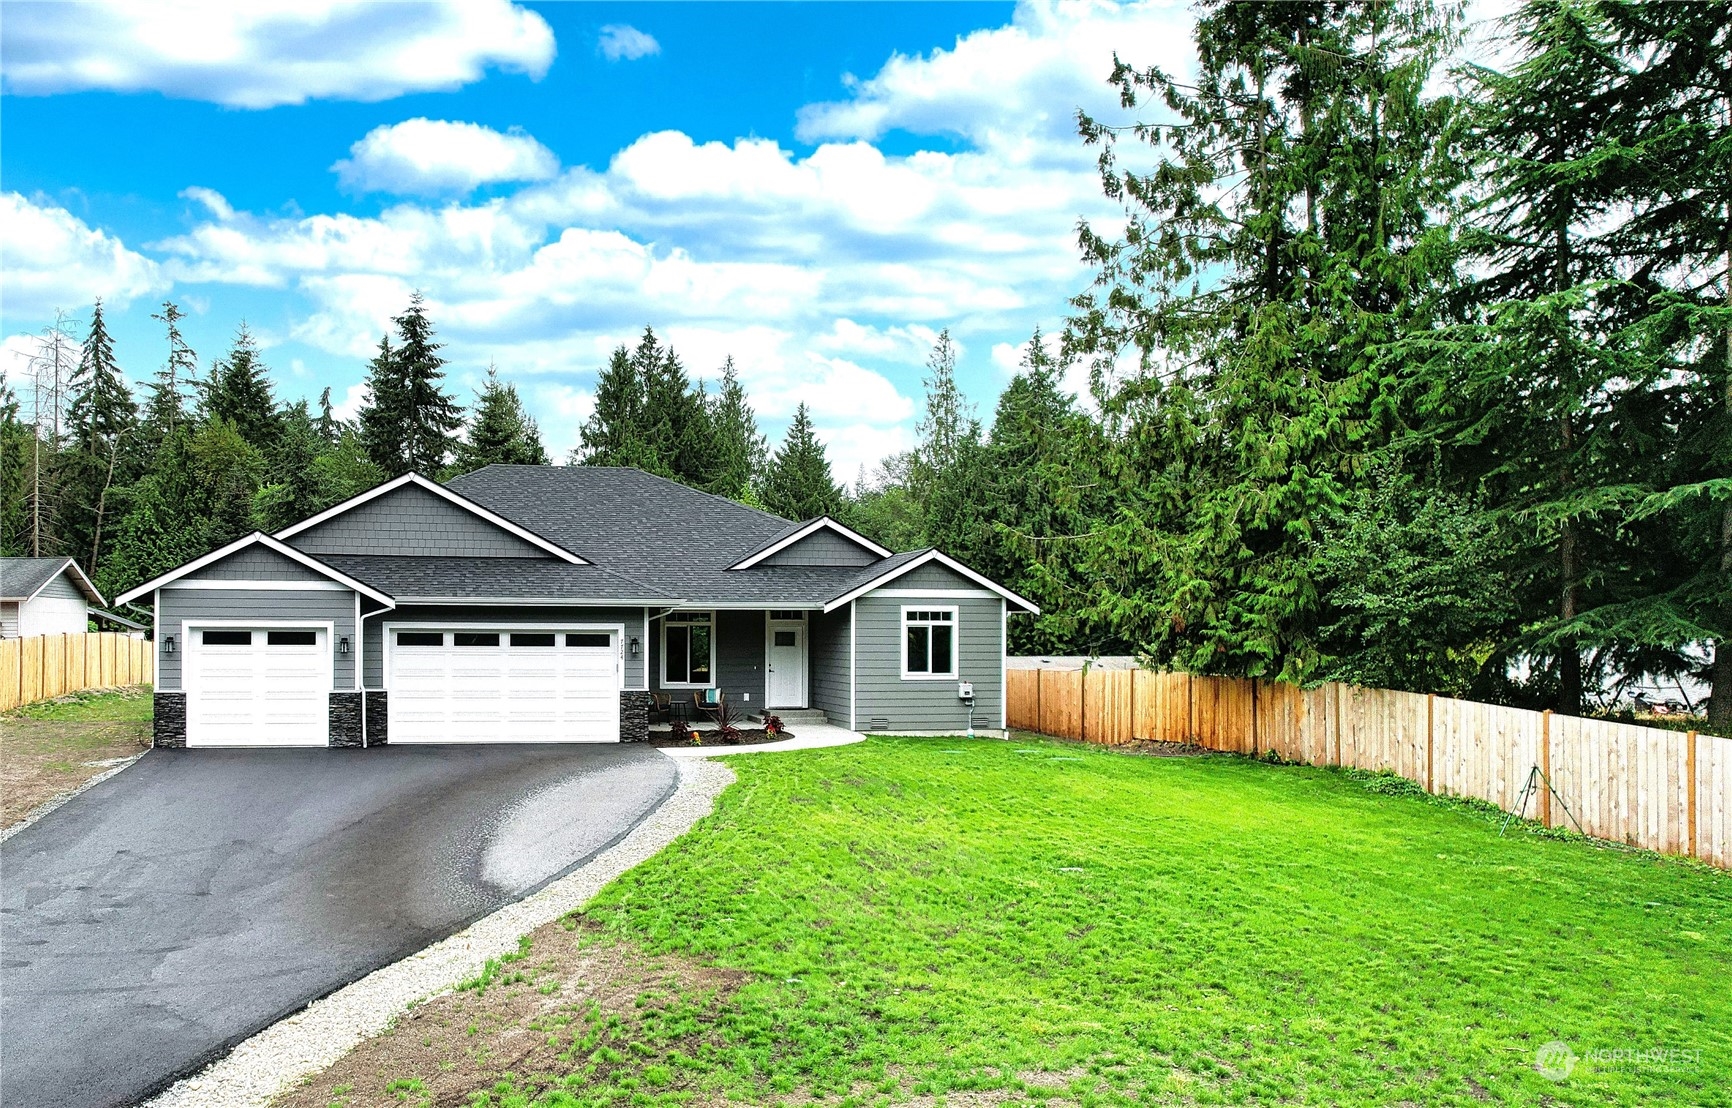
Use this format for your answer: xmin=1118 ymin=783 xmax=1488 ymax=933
xmin=562 ymin=737 xmax=1731 ymax=1106
xmin=7 ymin=684 xmax=153 ymax=722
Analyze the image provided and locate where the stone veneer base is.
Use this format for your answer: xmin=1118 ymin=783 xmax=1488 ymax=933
xmin=329 ymin=692 xmax=363 ymax=748
xmin=152 ymin=693 xmax=187 ymax=748
xmin=619 ymin=691 xmax=651 ymax=743
xmin=364 ymin=691 xmax=389 ymax=746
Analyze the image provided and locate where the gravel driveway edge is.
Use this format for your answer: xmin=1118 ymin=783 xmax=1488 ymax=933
xmin=140 ymin=755 xmax=736 ymax=1108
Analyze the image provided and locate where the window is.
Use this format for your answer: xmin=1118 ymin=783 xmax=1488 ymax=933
xmin=902 ymin=608 xmax=956 ymax=678
xmin=397 ymin=631 xmax=443 ymax=647
xmin=769 ymin=610 xmax=806 ymax=621
xmin=267 ymin=630 xmax=317 ymax=646
xmin=662 ymin=611 xmax=713 ymax=686
xmin=510 ymin=632 xmax=556 ymax=647
xmin=773 ymin=630 xmax=797 ymax=647
xmin=567 ymin=632 xmax=611 ymax=648
xmin=202 ymin=630 xmax=251 ymax=646
xmin=454 ymin=632 xmax=500 ymax=647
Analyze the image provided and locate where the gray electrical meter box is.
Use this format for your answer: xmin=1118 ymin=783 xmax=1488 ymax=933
xmin=958 ymin=681 xmax=974 ymax=701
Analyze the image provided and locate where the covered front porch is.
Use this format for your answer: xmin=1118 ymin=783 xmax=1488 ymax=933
xmin=646 ymin=607 xmax=842 ymax=720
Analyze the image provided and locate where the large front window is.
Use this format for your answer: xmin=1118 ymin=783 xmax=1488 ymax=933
xmin=662 ymin=611 xmax=714 ymax=686
xmin=902 ymin=608 xmax=956 ymax=678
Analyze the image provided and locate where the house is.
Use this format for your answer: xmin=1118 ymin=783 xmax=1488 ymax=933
xmin=115 ymin=466 xmax=1037 ymax=748
xmin=1 ymin=557 xmax=104 ymax=638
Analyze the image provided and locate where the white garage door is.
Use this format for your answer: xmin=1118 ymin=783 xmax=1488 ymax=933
xmin=186 ymin=627 xmax=330 ymax=747
xmin=387 ymin=628 xmax=621 ymax=743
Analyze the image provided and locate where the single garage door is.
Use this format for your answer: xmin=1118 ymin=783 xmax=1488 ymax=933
xmin=186 ymin=627 xmax=330 ymax=747
xmin=387 ymin=628 xmax=621 ymax=743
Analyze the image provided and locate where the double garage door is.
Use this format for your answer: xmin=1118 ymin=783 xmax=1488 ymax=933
xmin=387 ymin=627 xmax=621 ymax=743
xmin=183 ymin=624 xmax=623 ymax=745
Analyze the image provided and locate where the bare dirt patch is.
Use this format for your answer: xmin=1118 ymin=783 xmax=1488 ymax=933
xmin=1 ymin=692 xmax=151 ymax=829
xmin=273 ymin=916 xmax=747 ymax=1108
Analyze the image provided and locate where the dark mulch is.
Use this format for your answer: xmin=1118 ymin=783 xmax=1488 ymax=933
xmin=647 ymin=728 xmax=793 ymax=749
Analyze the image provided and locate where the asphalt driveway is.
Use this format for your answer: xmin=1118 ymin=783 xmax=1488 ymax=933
xmin=0 ymin=744 xmax=678 ymax=1108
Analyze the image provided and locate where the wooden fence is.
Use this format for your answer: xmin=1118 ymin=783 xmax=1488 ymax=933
xmin=1006 ymin=668 xmax=1732 ymax=870
xmin=0 ymin=633 xmax=154 ymax=713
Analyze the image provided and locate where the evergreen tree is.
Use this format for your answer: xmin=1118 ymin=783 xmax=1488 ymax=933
xmin=251 ymin=401 xmax=329 ymax=532
xmin=706 ymin=356 xmax=768 ymax=500
xmin=576 ymin=344 xmax=653 ymax=467
xmin=454 ymin=365 xmax=550 ymax=474
xmin=143 ymin=301 xmax=197 ymax=446
xmin=357 ymin=294 xmax=463 ymax=477
xmin=1070 ymin=0 xmax=1466 ymax=681
xmin=202 ymin=323 xmax=280 ymax=448
xmin=0 ymin=381 xmax=34 ymax=556
xmin=63 ymin=299 xmax=138 ymax=576
xmin=314 ymin=386 xmax=340 ymax=446
xmin=760 ymin=403 xmax=843 ymax=520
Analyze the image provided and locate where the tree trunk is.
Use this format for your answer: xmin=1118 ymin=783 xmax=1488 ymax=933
xmin=1709 ymin=492 xmax=1731 ymax=733
xmin=1558 ymin=410 xmax=1582 ymax=716
xmin=88 ymin=436 xmax=120 ymax=583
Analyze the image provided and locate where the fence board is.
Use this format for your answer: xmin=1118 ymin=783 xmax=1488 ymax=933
xmin=1007 ymin=663 xmax=1732 ymax=870
xmin=0 ymin=632 xmax=151 ymax=712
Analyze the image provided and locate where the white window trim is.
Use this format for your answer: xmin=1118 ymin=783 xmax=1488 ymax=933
xmin=381 ymin=621 xmax=626 ymax=692
xmin=900 ymin=605 xmax=959 ymax=681
xmin=763 ymin=611 xmax=809 ymax=709
xmin=659 ymin=609 xmax=717 ymax=689
xmin=273 ymin=472 xmax=588 ymax=565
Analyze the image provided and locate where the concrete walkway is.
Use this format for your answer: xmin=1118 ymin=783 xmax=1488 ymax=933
xmin=658 ymin=720 xmax=866 ymax=759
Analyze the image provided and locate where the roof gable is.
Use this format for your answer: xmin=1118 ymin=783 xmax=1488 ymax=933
xmin=276 ymin=473 xmax=586 ymax=563
xmin=823 ymin=549 xmax=1039 ymax=614
xmin=0 ymin=557 xmax=103 ymax=605
xmin=727 ymin=517 xmax=891 ymax=569
xmin=114 ymin=534 xmax=396 ymax=608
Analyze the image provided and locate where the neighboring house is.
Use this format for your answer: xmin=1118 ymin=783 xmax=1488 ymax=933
xmin=1 ymin=557 xmax=104 ymax=638
xmin=116 ymin=466 xmax=1036 ymax=748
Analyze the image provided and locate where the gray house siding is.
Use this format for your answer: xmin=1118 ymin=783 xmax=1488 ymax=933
xmin=36 ymin=572 xmax=86 ymax=600
xmin=852 ymin=562 xmax=1004 ymax=731
xmin=184 ymin=544 xmax=328 ymax=582
xmin=649 ymin=609 xmax=766 ymax=708
xmin=1 ymin=601 xmax=18 ymax=637
xmin=363 ymin=604 xmax=647 ymax=689
xmin=157 ymin=587 xmax=358 ymax=692
xmin=808 ymin=606 xmax=851 ymax=725
xmin=290 ymin=483 xmax=551 ymax=559
xmin=875 ymin=562 xmax=998 ymax=592
xmin=760 ymin=530 xmax=880 ymax=567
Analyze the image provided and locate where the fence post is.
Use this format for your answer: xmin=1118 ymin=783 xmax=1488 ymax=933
xmin=1079 ymin=668 xmax=1088 ymax=743
xmin=1686 ymin=730 xmax=1698 ymax=858
xmin=1250 ymin=680 xmax=1259 ymax=757
xmin=1425 ymin=693 xmax=1436 ymax=793
xmin=1539 ymin=709 xmax=1553 ymax=828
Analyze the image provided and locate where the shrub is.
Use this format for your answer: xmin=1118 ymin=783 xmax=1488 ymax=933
xmin=762 ymin=713 xmax=785 ymax=737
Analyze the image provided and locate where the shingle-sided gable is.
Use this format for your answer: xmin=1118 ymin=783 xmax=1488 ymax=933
xmin=184 ymin=543 xmax=332 ymax=583
xmin=758 ymin=528 xmax=883 ymax=568
xmin=287 ymin=482 xmax=554 ymax=559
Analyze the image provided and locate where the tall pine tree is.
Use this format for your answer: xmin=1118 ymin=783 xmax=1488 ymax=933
xmin=202 ymin=323 xmax=280 ymax=449
xmin=63 ymin=299 xmax=138 ymax=576
xmin=706 ymin=356 xmax=767 ymax=500
xmin=454 ymin=365 xmax=550 ymax=473
xmin=760 ymin=403 xmax=844 ymax=521
xmin=358 ymin=294 xmax=463 ymax=477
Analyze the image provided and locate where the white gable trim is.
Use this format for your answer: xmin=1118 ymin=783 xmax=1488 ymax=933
xmin=273 ymin=472 xmax=588 ymax=565
xmin=115 ymin=533 xmax=397 ymax=608
xmin=14 ymin=557 xmax=105 ymax=606
xmin=822 ymin=550 xmax=1039 ymax=614
xmin=727 ymin=516 xmax=892 ymax=569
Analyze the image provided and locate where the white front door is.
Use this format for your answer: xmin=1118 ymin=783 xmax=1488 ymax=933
xmin=766 ymin=620 xmax=806 ymax=707
xmin=186 ymin=626 xmax=330 ymax=747
xmin=387 ymin=628 xmax=621 ymax=743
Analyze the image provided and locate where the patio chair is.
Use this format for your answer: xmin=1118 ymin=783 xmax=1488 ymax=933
xmin=692 ymin=688 xmax=723 ymax=721
xmin=649 ymin=692 xmax=672 ymax=724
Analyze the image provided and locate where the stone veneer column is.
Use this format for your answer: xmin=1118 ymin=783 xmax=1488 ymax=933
xmin=152 ymin=693 xmax=187 ymax=748
xmin=328 ymin=692 xmax=364 ymax=748
xmin=619 ymin=691 xmax=651 ymax=743
xmin=364 ymin=690 xmax=389 ymax=746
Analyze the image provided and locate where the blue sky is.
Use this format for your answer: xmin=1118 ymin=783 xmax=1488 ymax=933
xmin=2 ymin=1 xmax=1198 ymax=477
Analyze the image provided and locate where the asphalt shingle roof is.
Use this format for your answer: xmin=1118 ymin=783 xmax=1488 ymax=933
xmin=316 ymin=555 xmax=675 ymax=603
xmin=443 ymin=465 xmax=904 ymax=607
xmin=0 ymin=557 xmax=102 ymax=604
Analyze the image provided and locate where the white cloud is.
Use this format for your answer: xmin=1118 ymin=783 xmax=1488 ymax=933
xmin=180 ymin=186 xmax=236 ymax=221
xmin=597 ymin=24 xmax=660 ymax=62
xmin=328 ymin=381 xmax=370 ymax=423
xmin=0 ymin=0 xmax=555 ymax=108
xmin=814 ymin=421 xmax=916 ymax=490
xmin=334 ymin=119 xmax=560 ymax=195
xmin=1 ymin=193 xmax=166 ymax=317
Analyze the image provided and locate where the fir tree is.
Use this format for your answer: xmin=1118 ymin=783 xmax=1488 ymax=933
xmin=760 ymin=403 xmax=843 ymax=521
xmin=706 ymin=356 xmax=768 ymax=500
xmin=63 ymin=299 xmax=138 ymax=575
xmin=143 ymin=301 xmax=197 ymax=445
xmin=202 ymin=323 xmax=280 ymax=449
xmin=357 ymin=294 xmax=463 ymax=477
xmin=455 ymin=365 xmax=550 ymax=473
xmin=314 ymin=386 xmax=340 ymax=445
xmin=575 ymin=344 xmax=652 ymax=467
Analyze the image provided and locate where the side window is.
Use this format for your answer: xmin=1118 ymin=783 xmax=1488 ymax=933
xmin=902 ymin=609 xmax=956 ymax=678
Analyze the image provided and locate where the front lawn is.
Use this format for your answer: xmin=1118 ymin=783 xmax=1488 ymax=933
xmin=1 ymin=686 xmax=152 ymax=828
xmin=283 ymin=736 xmax=1731 ymax=1107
